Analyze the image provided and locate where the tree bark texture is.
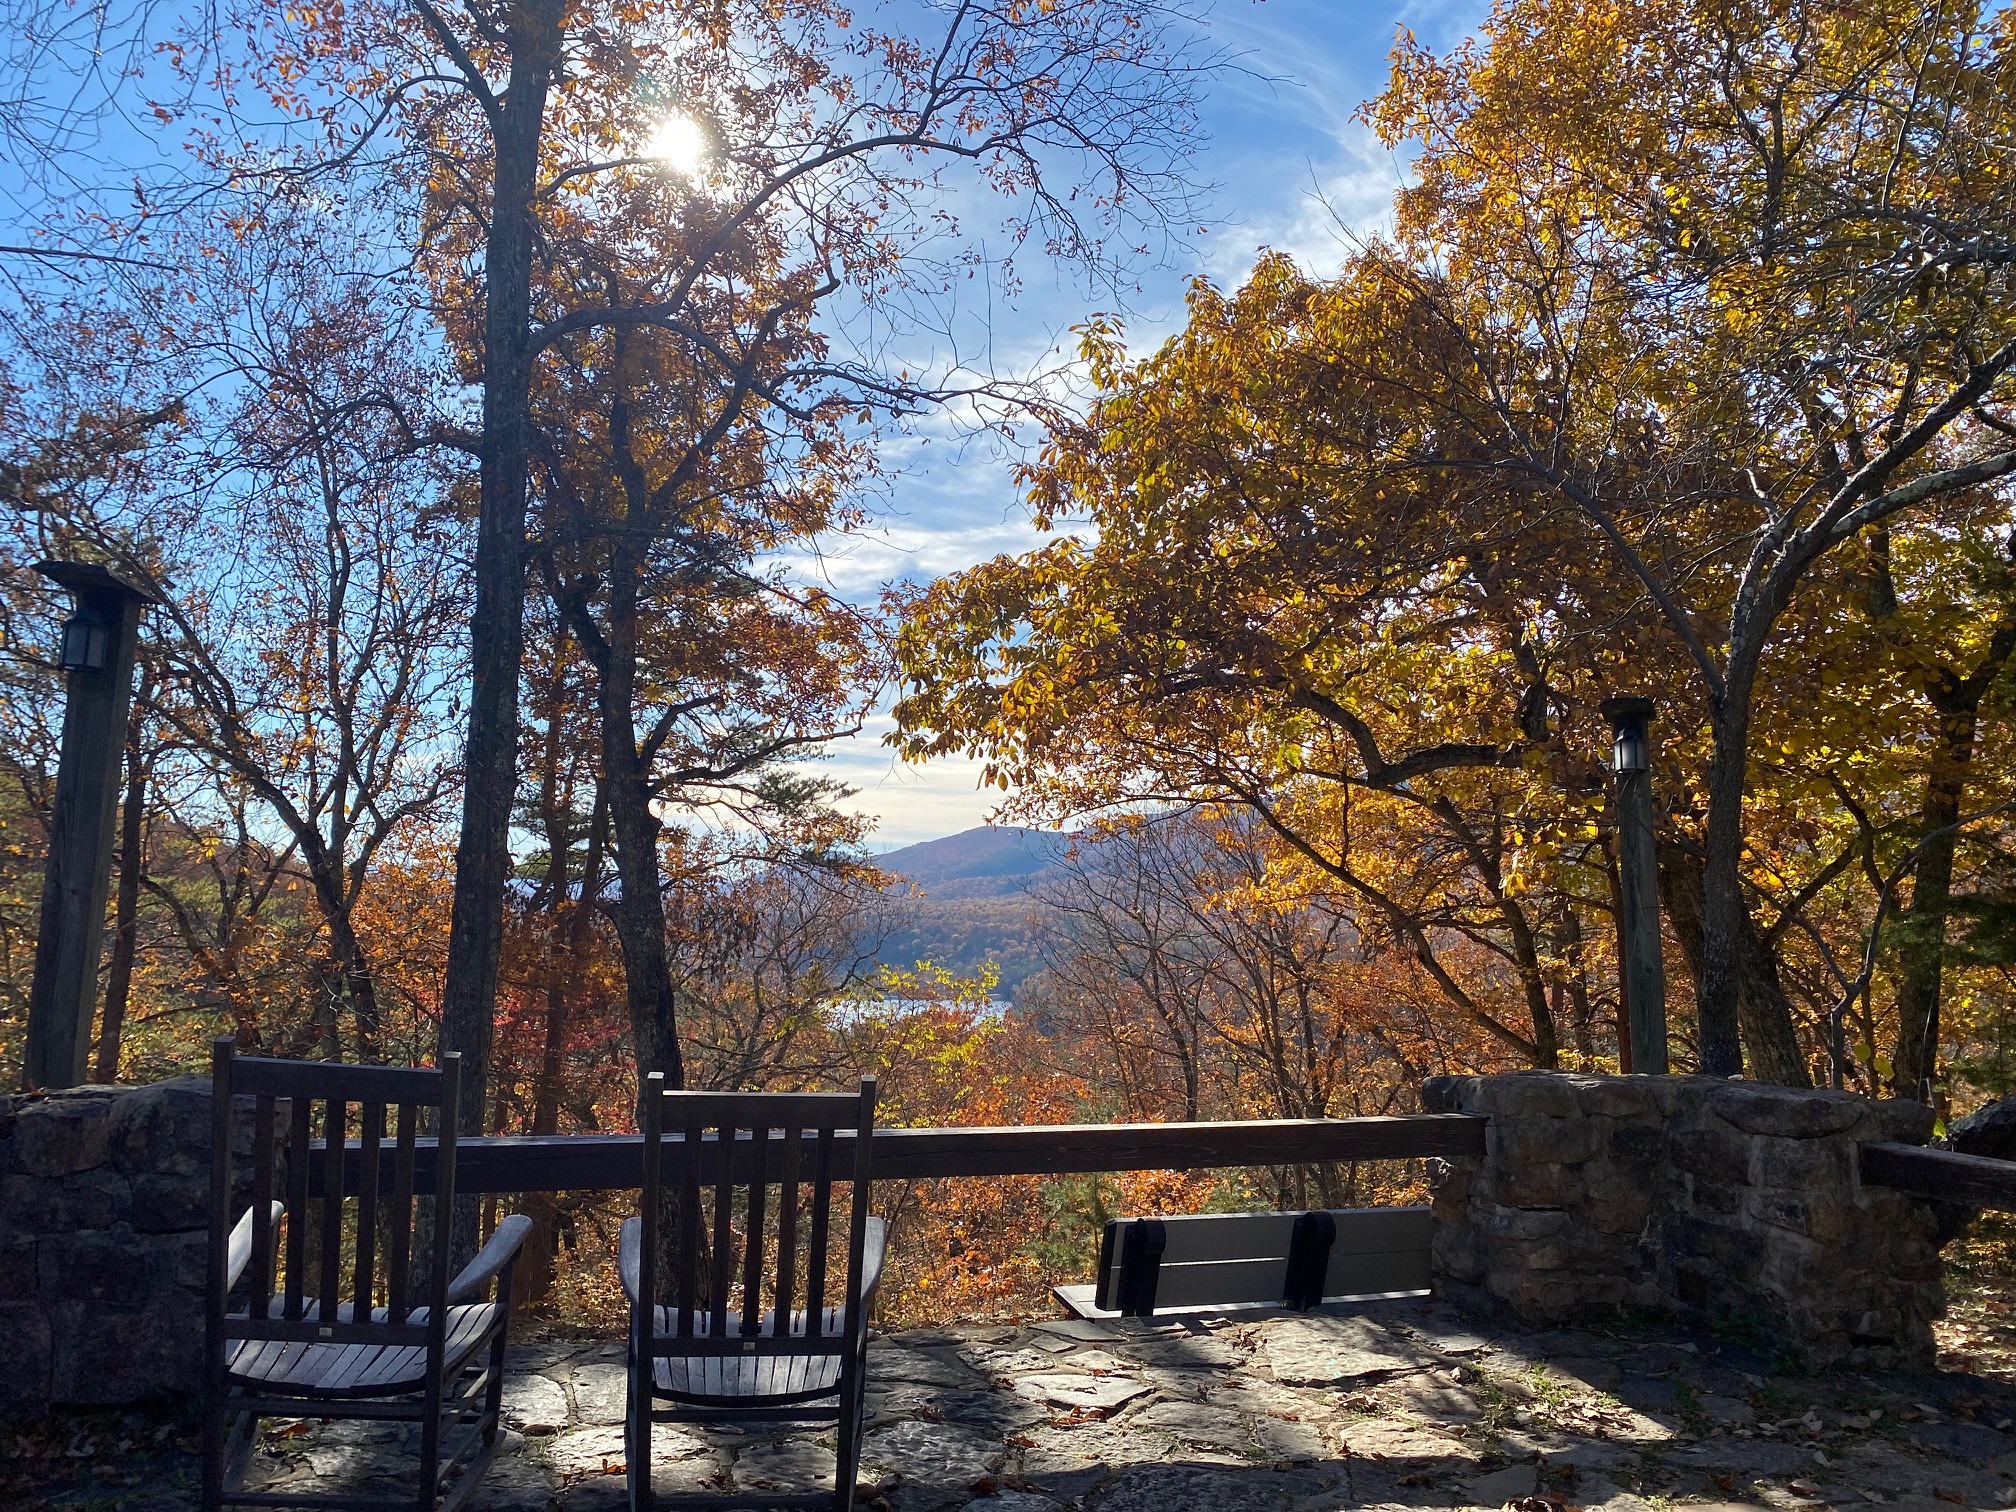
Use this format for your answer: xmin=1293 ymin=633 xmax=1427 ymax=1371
xmin=90 ymin=720 xmax=147 ymax=1084
xmin=1894 ymin=702 xmax=1970 ymax=1102
xmin=1696 ymin=707 xmax=1752 ymax=1076
xmin=437 ymin=0 xmax=565 ymax=1148
xmin=1659 ymin=838 xmax=1811 ymax=1085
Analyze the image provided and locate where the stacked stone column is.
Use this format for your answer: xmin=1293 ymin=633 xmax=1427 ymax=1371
xmin=1423 ymin=1072 xmax=1944 ymax=1369
xmin=0 ymin=1078 xmax=224 ymax=1417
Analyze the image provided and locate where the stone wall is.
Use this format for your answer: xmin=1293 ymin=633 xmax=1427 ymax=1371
xmin=1422 ymin=1071 xmax=1943 ymax=1369
xmin=0 ymin=1077 xmax=220 ymax=1418
xmin=0 ymin=1069 xmax=1955 ymax=1418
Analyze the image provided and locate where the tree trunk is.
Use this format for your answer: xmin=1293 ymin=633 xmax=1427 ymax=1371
xmin=437 ymin=0 xmax=566 ymax=1166
xmin=1697 ymin=707 xmax=1751 ymax=1075
xmin=1659 ymin=837 xmax=1810 ymax=1084
xmin=605 ymin=726 xmax=683 ymax=1096
xmin=322 ymin=909 xmax=381 ymax=1062
xmin=311 ymin=959 xmax=344 ymax=1060
xmin=1890 ymin=586 xmax=2016 ymax=1102
xmin=517 ymin=657 xmax=606 ymax=1306
xmin=91 ymin=726 xmax=146 ymax=1084
xmin=585 ymin=561 xmax=685 ymax=1100
xmin=1505 ymin=900 xmax=1561 ymax=1069
xmin=1558 ymin=909 xmax=1597 ymax=1060
xmin=1894 ymin=692 xmax=1981 ymax=1102
xmin=1735 ymin=919 xmax=1813 ymax=1087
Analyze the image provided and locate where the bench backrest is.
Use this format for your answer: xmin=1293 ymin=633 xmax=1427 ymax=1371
xmin=1093 ymin=1206 xmax=1432 ymax=1316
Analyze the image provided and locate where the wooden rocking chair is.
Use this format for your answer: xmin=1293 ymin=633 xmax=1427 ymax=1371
xmin=621 ymin=1075 xmax=885 ymax=1511
xmin=202 ymin=1037 xmax=532 ymax=1512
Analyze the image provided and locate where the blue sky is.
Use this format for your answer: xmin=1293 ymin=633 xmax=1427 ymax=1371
xmin=812 ymin=0 xmax=1489 ymax=849
xmin=0 ymin=0 xmax=1488 ymax=853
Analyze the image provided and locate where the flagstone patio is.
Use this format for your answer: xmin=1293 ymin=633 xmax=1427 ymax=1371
xmin=129 ymin=1299 xmax=2016 ymax=1512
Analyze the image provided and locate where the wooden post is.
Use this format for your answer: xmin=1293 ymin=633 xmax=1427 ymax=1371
xmin=22 ymin=561 xmax=157 ymax=1091
xmin=1602 ymin=694 xmax=1668 ymax=1076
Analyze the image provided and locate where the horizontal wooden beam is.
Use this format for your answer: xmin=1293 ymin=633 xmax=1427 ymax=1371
xmin=1861 ymin=1141 xmax=2016 ymax=1210
xmin=310 ymin=1115 xmax=1487 ymax=1198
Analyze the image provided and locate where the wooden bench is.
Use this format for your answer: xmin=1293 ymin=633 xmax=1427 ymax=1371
xmin=1053 ymin=1207 xmax=1433 ymax=1320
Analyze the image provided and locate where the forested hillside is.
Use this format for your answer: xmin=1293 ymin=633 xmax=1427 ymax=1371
xmin=869 ymin=828 xmax=1069 ymax=993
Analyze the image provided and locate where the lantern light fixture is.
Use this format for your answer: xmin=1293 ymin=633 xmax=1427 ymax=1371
xmin=58 ymin=612 xmax=111 ymax=672
xmin=1600 ymin=694 xmax=1656 ymax=775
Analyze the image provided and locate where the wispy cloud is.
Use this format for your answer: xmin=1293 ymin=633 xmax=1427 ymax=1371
xmin=798 ymin=0 xmax=1492 ymax=847
xmin=789 ymin=511 xmax=1044 ymax=595
xmin=812 ymin=717 xmax=1007 ymax=848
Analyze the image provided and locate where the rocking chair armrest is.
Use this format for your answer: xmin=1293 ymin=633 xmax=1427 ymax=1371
xmin=226 ymin=1201 xmax=285 ymax=1290
xmin=619 ymin=1216 xmax=643 ymax=1308
xmin=446 ymin=1213 xmax=534 ymax=1306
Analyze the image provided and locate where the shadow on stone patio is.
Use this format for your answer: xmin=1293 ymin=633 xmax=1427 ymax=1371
xmin=95 ymin=1299 xmax=2016 ymax=1512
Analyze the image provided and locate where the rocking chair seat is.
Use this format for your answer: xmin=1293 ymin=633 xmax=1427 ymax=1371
xmin=631 ymin=1217 xmax=886 ymax=1406
xmin=649 ymin=1335 xmax=845 ymax=1405
xmin=225 ymin=1303 xmax=503 ymax=1399
xmin=642 ymin=1304 xmax=852 ymax=1404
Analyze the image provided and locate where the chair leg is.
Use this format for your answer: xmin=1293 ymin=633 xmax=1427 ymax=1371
xmin=418 ymin=1378 xmax=443 ymax=1512
xmin=627 ymin=1316 xmax=651 ymax=1512
xmin=832 ymin=1352 xmax=865 ymax=1512
xmin=201 ymin=1385 xmax=222 ymax=1512
xmin=482 ymin=1322 xmax=508 ymax=1447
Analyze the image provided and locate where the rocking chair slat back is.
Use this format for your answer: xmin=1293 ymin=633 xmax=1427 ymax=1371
xmin=773 ymin=1123 xmax=802 ymax=1321
xmin=636 ymin=1080 xmax=874 ymax=1357
xmin=352 ymin=1102 xmax=382 ymax=1317
xmin=804 ymin=1126 xmax=835 ymax=1326
xmin=627 ymin=1079 xmax=881 ymax=1512
xmin=388 ymin=1102 xmax=417 ymax=1325
xmin=210 ymin=1038 xmax=459 ymax=1332
xmin=249 ymin=1095 xmax=276 ymax=1322
xmin=282 ymin=1094 xmax=310 ymax=1320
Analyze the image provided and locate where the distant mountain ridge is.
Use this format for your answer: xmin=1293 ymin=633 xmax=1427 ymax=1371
xmin=876 ymin=826 xmax=1074 ymax=901
xmin=871 ymin=826 xmax=1074 ymax=992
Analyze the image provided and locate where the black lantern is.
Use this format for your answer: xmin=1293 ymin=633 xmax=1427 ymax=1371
xmin=58 ymin=611 xmax=112 ymax=671
xmin=1600 ymin=694 xmax=1656 ymax=774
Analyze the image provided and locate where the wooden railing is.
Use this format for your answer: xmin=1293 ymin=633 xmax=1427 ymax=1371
xmin=309 ymin=1114 xmax=1489 ymax=1198
xmin=1861 ymin=1142 xmax=2016 ymax=1210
